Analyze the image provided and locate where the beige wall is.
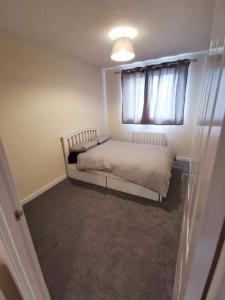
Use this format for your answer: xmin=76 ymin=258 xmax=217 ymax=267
xmin=0 ymin=257 xmax=22 ymax=300
xmin=0 ymin=32 xmax=107 ymax=201
xmin=104 ymin=52 xmax=206 ymax=157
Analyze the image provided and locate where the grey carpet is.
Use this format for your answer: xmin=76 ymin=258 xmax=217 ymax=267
xmin=24 ymin=162 xmax=187 ymax=300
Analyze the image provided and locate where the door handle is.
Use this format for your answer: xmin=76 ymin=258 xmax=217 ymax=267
xmin=14 ymin=209 xmax=24 ymax=221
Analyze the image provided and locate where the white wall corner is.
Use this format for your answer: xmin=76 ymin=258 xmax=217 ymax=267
xmin=21 ymin=174 xmax=67 ymax=206
xmin=101 ymin=68 xmax=109 ymax=133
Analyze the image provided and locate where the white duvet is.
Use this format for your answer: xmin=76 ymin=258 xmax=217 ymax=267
xmin=77 ymin=140 xmax=175 ymax=197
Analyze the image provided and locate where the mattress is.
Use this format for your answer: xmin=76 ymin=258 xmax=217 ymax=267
xmin=77 ymin=140 xmax=175 ymax=196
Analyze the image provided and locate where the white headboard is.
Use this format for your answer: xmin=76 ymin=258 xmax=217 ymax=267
xmin=61 ymin=128 xmax=97 ymax=162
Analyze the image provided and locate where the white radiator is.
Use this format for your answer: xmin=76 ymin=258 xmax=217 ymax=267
xmin=132 ymin=131 xmax=168 ymax=146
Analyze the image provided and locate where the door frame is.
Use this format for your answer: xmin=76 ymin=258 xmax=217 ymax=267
xmin=180 ymin=119 xmax=225 ymax=299
xmin=173 ymin=0 xmax=225 ymax=297
xmin=0 ymin=138 xmax=50 ymax=300
xmin=203 ymin=219 xmax=225 ymax=300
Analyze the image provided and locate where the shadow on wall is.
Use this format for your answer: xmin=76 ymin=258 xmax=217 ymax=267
xmin=0 ymin=255 xmax=22 ymax=300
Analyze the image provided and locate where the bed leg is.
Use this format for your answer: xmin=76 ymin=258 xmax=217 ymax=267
xmin=159 ymin=195 xmax=163 ymax=202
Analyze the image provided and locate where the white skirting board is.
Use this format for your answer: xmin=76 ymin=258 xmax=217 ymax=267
xmin=21 ymin=174 xmax=67 ymax=205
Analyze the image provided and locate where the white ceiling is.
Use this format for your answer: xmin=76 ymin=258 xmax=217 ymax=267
xmin=0 ymin=0 xmax=214 ymax=67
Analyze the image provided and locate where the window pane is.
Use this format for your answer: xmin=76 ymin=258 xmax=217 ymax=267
xmin=122 ymin=72 xmax=145 ymax=123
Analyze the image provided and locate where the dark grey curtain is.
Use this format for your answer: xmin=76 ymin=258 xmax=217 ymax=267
xmin=122 ymin=60 xmax=190 ymax=125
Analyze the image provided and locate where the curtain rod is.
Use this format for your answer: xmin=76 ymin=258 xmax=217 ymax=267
xmin=114 ymin=58 xmax=197 ymax=74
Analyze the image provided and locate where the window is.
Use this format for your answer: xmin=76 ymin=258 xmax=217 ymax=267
xmin=121 ymin=60 xmax=190 ymax=125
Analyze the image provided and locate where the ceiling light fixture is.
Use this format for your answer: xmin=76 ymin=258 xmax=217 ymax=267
xmin=109 ymin=26 xmax=138 ymax=62
xmin=111 ymin=37 xmax=135 ymax=62
xmin=108 ymin=26 xmax=138 ymax=40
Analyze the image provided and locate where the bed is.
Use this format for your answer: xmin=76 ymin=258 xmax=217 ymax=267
xmin=61 ymin=128 xmax=174 ymax=202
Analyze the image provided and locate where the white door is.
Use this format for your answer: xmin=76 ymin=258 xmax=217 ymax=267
xmin=173 ymin=0 xmax=225 ymax=299
xmin=0 ymin=138 xmax=51 ymax=300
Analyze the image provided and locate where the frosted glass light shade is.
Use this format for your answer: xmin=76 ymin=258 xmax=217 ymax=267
xmin=111 ymin=37 xmax=135 ymax=62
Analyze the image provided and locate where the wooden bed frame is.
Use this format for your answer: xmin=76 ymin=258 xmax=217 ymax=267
xmin=61 ymin=128 xmax=162 ymax=202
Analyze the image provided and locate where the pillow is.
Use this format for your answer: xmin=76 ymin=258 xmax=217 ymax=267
xmin=70 ymin=140 xmax=98 ymax=153
xmin=97 ymin=134 xmax=112 ymax=144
